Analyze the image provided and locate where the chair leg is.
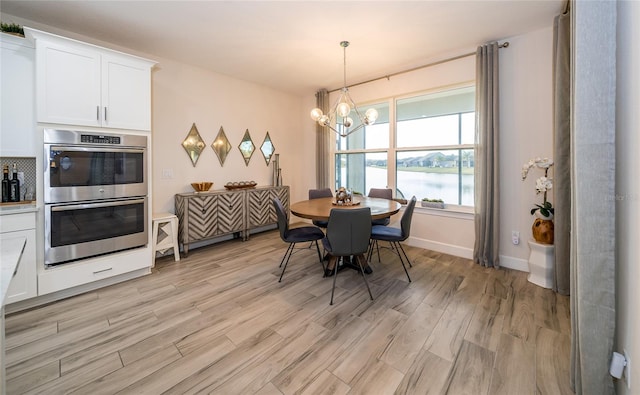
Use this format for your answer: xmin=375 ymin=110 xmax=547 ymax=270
xmin=397 ymin=241 xmax=413 ymax=268
xmin=278 ymin=242 xmax=296 ymax=282
xmin=355 ymin=254 xmax=374 ymax=301
xmin=375 ymin=240 xmax=382 ymax=263
xmin=330 ymin=256 xmax=341 ymax=305
xmin=314 ymin=240 xmax=325 ymax=273
xmin=394 ymin=242 xmax=412 ymax=283
xmin=279 ymin=243 xmax=293 ymax=267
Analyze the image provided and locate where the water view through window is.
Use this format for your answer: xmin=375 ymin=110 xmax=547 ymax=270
xmin=335 ymin=86 xmax=475 ymax=207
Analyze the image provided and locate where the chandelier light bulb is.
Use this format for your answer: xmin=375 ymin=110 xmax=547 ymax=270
xmin=336 ymin=102 xmax=351 ymax=117
xmin=310 ymin=108 xmax=323 ymax=121
xmin=365 ymin=108 xmax=379 ymax=123
xmin=318 ymin=115 xmax=330 ymax=127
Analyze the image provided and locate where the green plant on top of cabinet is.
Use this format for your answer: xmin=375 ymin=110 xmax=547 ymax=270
xmin=25 ymin=27 xmax=155 ymax=131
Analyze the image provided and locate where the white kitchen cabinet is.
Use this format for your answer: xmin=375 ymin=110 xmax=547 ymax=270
xmin=0 ymin=34 xmax=36 ymax=157
xmin=26 ymin=28 xmax=154 ymax=131
xmin=38 ymin=244 xmax=151 ymax=295
xmin=0 ymin=210 xmax=37 ymax=304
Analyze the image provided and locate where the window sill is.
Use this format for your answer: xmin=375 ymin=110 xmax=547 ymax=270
xmin=414 ymin=204 xmax=474 ymax=220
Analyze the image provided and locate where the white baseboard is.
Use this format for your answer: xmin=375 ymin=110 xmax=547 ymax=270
xmin=406 ymin=236 xmax=529 ymax=273
xmin=406 ymin=236 xmax=473 ymax=260
xmin=498 ymin=255 xmax=529 ymax=272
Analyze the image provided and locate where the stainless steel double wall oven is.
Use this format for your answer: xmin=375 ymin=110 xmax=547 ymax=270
xmin=44 ymin=129 xmax=148 ymax=266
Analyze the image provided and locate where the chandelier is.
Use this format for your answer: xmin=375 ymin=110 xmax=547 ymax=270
xmin=310 ymin=41 xmax=378 ymax=137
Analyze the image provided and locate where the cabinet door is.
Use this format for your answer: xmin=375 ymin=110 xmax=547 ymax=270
xmin=270 ymin=187 xmax=290 ymax=223
xmin=1 ymin=36 xmax=36 ymax=157
xmin=2 ymin=229 xmax=37 ymax=304
xmin=247 ymin=189 xmax=271 ymax=228
xmin=216 ymin=192 xmax=244 ymax=235
xmin=36 ymin=40 xmax=101 ymax=127
xmin=1 ymin=211 xmax=37 ymax=304
xmin=102 ymin=54 xmax=151 ymax=131
xmin=186 ymin=195 xmax=217 ymax=242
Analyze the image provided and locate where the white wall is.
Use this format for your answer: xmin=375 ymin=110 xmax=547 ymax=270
xmin=615 ymin=1 xmax=640 ymax=393
xmin=344 ymin=26 xmax=554 ymax=269
xmin=151 ymin=58 xmax=313 ymax=213
xmin=499 ymin=26 xmax=555 ymax=269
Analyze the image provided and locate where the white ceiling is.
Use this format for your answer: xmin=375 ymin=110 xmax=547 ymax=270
xmin=1 ymin=1 xmax=564 ymax=96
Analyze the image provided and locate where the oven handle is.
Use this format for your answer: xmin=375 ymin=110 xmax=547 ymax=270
xmin=50 ymin=198 xmax=147 ymax=212
xmin=48 ymin=145 xmax=146 ymax=154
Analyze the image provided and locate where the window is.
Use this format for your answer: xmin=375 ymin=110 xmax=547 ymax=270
xmin=334 ymin=86 xmax=475 ymax=207
xmin=335 ymin=102 xmax=389 ymax=195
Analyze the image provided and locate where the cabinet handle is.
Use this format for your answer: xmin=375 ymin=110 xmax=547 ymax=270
xmin=104 ymin=107 xmax=108 ymax=122
xmin=93 ymin=267 xmax=113 ymax=275
xmin=96 ymin=106 xmax=100 ymax=121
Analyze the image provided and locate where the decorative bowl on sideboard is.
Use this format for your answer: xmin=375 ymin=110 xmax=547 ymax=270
xmin=224 ymin=181 xmax=257 ymax=190
xmin=191 ymin=182 xmax=213 ymax=193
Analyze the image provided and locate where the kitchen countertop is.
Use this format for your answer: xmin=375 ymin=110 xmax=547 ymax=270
xmin=0 ymin=203 xmax=38 ymax=215
xmin=0 ymin=236 xmax=26 ymax=306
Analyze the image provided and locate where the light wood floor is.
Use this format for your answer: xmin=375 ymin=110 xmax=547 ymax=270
xmin=4 ymin=228 xmax=573 ymax=394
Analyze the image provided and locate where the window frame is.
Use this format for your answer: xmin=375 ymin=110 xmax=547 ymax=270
xmin=332 ymin=82 xmax=476 ymax=210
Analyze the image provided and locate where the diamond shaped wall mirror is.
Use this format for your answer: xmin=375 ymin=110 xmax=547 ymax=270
xmin=211 ymin=126 xmax=232 ymax=166
xmin=182 ymin=123 xmax=206 ymax=167
xmin=260 ymin=132 xmax=275 ymax=166
xmin=238 ymin=129 xmax=255 ymax=166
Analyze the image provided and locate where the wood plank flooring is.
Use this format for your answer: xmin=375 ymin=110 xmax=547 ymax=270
xmin=4 ymin=228 xmax=573 ymax=394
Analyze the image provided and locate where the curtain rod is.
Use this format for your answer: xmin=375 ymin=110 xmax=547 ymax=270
xmin=328 ymin=41 xmax=509 ymax=93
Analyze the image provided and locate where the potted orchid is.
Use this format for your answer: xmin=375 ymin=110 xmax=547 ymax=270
xmin=521 ymin=157 xmax=554 ymax=219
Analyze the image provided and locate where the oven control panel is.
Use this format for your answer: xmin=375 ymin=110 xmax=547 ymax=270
xmin=80 ymin=134 xmax=121 ymax=144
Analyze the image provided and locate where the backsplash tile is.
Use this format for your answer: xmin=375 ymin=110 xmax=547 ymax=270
xmin=0 ymin=157 xmax=36 ymax=201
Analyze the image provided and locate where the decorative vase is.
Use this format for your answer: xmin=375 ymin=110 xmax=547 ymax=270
xmin=535 ymin=210 xmax=554 ymax=221
xmin=532 ymin=218 xmax=554 ymax=245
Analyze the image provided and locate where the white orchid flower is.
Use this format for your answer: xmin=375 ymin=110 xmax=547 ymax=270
xmin=535 ymin=157 xmax=554 ymax=168
xmin=535 ymin=176 xmax=553 ymax=193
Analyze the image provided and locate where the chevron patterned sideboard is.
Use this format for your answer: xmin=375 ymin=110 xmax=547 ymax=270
xmin=175 ymin=185 xmax=289 ymax=255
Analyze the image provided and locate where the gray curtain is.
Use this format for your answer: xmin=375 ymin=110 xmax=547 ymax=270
xmin=570 ymin=0 xmax=616 ymax=393
xmin=473 ymin=42 xmax=500 ymax=268
xmin=553 ymin=4 xmax=571 ymax=295
xmin=315 ymin=89 xmax=331 ymax=189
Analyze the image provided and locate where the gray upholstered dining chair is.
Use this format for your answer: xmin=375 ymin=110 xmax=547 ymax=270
xmin=273 ymin=198 xmax=325 ymax=282
xmin=367 ymin=187 xmax=393 ymax=259
xmin=322 ymin=207 xmax=374 ymax=305
xmin=367 ymin=196 xmax=416 ymax=283
xmin=308 ymin=188 xmax=333 ymax=229
xmin=367 ymin=188 xmax=393 ymax=226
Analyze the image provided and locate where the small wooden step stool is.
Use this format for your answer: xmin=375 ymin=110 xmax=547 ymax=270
xmin=152 ymin=212 xmax=180 ymax=266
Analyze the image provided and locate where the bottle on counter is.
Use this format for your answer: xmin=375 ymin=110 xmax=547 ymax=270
xmin=1 ymin=165 xmax=9 ymax=202
xmin=9 ymin=163 xmax=20 ymax=202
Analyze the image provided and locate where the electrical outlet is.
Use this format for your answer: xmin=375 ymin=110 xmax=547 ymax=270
xmin=511 ymin=230 xmax=520 ymax=245
xmin=161 ymin=168 xmax=174 ymax=179
xmin=624 ymin=349 xmax=631 ymax=389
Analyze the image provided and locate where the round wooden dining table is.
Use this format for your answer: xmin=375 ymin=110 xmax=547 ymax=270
xmin=290 ymin=196 xmax=401 ymax=221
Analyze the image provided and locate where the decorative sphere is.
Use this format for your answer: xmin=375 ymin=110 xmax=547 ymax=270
xmin=310 ymin=108 xmax=323 ymax=121
xmin=343 ymin=117 xmax=353 ymax=128
xmin=337 ymin=102 xmax=351 ymax=117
